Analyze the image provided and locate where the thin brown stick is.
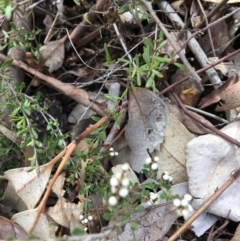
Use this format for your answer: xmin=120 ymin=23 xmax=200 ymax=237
xmin=167 ymin=168 xmax=240 ymax=241
xmin=29 ymin=115 xmax=109 ymax=233
xmin=166 ymin=83 xmax=240 ymax=147
xmin=0 ymin=53 xmax=106 ymax=116
xmin=139 ymin=0 xmax=203 ymax=92
xmin=159 ymin=48 xmax=240 ymax=96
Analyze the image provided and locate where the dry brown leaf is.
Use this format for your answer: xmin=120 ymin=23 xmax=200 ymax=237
xmin=153 ymin=114 xmax=194 ymax=184
xmin=12 ymin=210 xmax=57 ymax=239
xmin=198 ymin=75 xmax=239 ymax=109
xmin=0 ymin=216 xmax=28 ymax=240
xmin=47 ymin=173 xmax=83 ymax=230
xmin=166 ymin=102 xmax=213 ymax=134
xmin=40 ymin=36 xmax=66 ymax=73
xmin=4 ymin=163 xmax=53 ymax=209
xmin=125 ymin=88 xmax=168 ymax=172
xmin=215 ymin=81 xmax=240 ymax=111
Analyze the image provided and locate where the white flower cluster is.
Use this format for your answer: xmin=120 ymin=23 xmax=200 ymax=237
xmin=146 ymin=156 xmax=159 ymax=170
xmin=162 ymin=171 xmax=173 ymax=183
xmin=108 ymin=163 xmax=130 ymax=206
xmin=109 ymin=147 xmax=119 ymax=157
xmin=173 ymin=194 xmax=193 ymax=218
xmin=79 ymin=214 xmax=93 ymax=231
xmin=147 ymin=192 xmax=160 ymax=205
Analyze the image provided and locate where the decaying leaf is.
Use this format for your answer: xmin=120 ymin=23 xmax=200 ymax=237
xmin=125 ymin=88 xmax=168 ymax=172
xmin=186 ymin=121 xmax=240 ymax=221
xmin=4 ymin=163 xmax=53 ymax=209
xmin=215 ymin=80 xmax=240 ymax=111
xmin=12 ymin=209 xmax=58 ymax=239
xmin=198 ymin=75 xmax=239 ymax=109
xmin=153 ymin=114 xmax=194 ymax=184
xmin=40 ymin=36 xmax=66 ymax=73
xmin=47 ymin=173 xmax=83 ymax=231
xmin=166 ymin=102 xmax=213 ymax=134
xmin=0 ymin=216 xmax=28 ymax=240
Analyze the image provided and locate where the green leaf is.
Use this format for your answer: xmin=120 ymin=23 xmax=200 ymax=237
xmin=146 ymin=75 xmax=154 ymax=88
xmin=151 ymin=69 xmax=163 ymax=78
xmin=134 ymin=205 xmax=145 ymax=212
xmin=5 ymin=4 xmax=12 ymax=20
xmin=71 ymin=227 xmax=86 ymax=236
xmin=83 ymin=13 xmax=92 ymax=25
xmin=174 ymin=62 xmax=188 ymax=72
xmin=103 ymin=212 xmax=112 ymax=221
xmin=72 ymin=0 xmax=80 ymax=6
xmin=143 ymin=37 xmax=153 ymax=49
xmin=143 ymin=46 xmax=151 ymax=66
xmin=1 ymin=59 xmax=13 ymax=70
xmin=137 ymin=72 xmax=141 ymax=86
xmin=157 ymin=39 xmax=167 ymax=50
xmin=153 ymin=56 xmax=170 ymax=63
xmin=131 ymin=221 xmax=138 ymax=230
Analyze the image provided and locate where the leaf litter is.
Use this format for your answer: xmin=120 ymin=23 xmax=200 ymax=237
xmin=1 ymin=0 xmax=240 ymax=240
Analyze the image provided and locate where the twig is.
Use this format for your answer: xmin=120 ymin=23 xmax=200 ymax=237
xmin=159 ymin=48 xmax=240 ymax=96
xmin=195 ymin=0 xmax=230 ymax=29
xmin=167 ymin=168 xmax=240 ymax=241
xmin=157 ymin=0 xmax=222 ymax=88
xmin=185 ymin=105 xmax=229 ymax=124
xmin=29 ymin=115 xmax=109 ymax=233
xmin=0 ymin=53 xmax=106 ymax=117
xmin=139 ymin=0 xmax=203 ymax=92
xmin=166 ymin=84 xmax=240 ymax=147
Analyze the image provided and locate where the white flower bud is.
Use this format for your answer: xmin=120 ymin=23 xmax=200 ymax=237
xmin=173 ymin=199 xmax=181 ymax=207
xmin=119 ymin=188 xmax=129 ymax=197
xmin=121 ymin=178 xmax=130 ymax=187
xmin=154 ymin=156 xmax=159 ymax=161
xmin=88 ymin=215 xmax=93 ymax=220
xmin=111 ymin=186 xmax=118 ymax=194
xmin=79 ymin=214 xmax=84 ymax=220
xmin=109 ymin=152 xmax=115 ymax=157
xmin=114 ymin=152 xmax=119 ymax=156
xmin=122 ymin=163 xmax=129 ymax=171
xmin=162 ymin=174 xmax=169 ymax=180
xmin=83 ymin=218 xmax=88 ymax=224
xmin=108 ymin=196 xmax=118 ymax=206
xmin=115 ymin=172 xmax=122 ymax=180
xmin=184 ymin=194 xmax=192 ymax=202
xmin=84 ymin=227 xmax=88 ymax=231
xmin=181 ymin=199 xmax=188 ymax=207
xmin=187 ymin=204 xmax=194 ymax=212
xmin=109 ymin=147 xmax=114 ymax=151
xmin=150 ymin=192 xmax=158 ymax=201
xmin=168 ymin=176 xmax=173 ymax=182
xmin=151 ymin=163 xmax=158 ymax=170
xmin=146 ymin=157 xmax=152 ymax=164
xmin=110 ymin=176 xmax=119 ymax=187
xmin=182 ymin=209 xmax=189 ymax=218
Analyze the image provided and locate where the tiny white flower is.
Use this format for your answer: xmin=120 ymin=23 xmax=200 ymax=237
xmin=122 ymin=163 xmax=129 ymax=171
xmin=114 ymin=152 xmax=119 ymax=156
xmin=187 ymin=204 xmax=194 ymax=212
xmin=146 ymin=157 xmax=152 ymax=164
xmin=115 ymin=172 xmax=122 ymax=180
xmin=119 ymin=188 xmax=129 ymax=197
xmin=173 ymin=199 xmax=181 ymax=207
xmin=109 ymin=147 xmax=114 ymax=151
xmin=182 ymin=209 xmax=189 ymax=218
xmin=111 ymin=186 xmax=117 ymax=194
xmin=151 ymin=163 xmax=158 ymax=170
xmin=84 ymin=218 xmax=88 ymax=224
xmin=121 ymin=178 xmax=130 ymax=187
xmin=108 ymin=196 xmax=118 ymax=206
xmin=162 ymin=174 xmax=169 ymax=181
xmin=184 ymin=194 xmax=192 ymax=202
xmin=88 ymin=215 xmax=93 ymax=221
xmin=154 ymin=156 xmax=159 ymax=162
xmin=147 ymin=200 xmax=153 ymax=206
xmin=110 ymin=176 xmax=119 ymax=187
xmin=84 ymin=227 xmax=88 ymax=231
xmin=181 ymin=199 xmax=188 ymax=207
xmin=150 ymin=192 xmax=158 ymax=200
xmin=79 ymin=214 xmax=84 ymax=220
xmin=176 ymin=209 xmax=183 ymax=216
xmin=109 ymin=152 xmax=115 ymax=157
xmin=168 ymin=176 xmax=173 ymax=182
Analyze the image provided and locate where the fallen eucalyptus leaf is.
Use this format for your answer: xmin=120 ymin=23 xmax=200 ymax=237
xmin=186 ymin=121 xmax=240 ymax=221
xmin=125 ymin=88 xmax=168 ymax=172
